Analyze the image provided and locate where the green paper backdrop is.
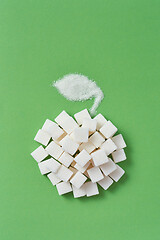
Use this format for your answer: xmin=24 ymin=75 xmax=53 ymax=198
xmin=0 ymin=1 xmax=159 ymax=240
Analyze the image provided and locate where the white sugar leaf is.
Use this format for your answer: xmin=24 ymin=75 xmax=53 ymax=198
xmin=53 ymin=74 xmax=104 ymax=116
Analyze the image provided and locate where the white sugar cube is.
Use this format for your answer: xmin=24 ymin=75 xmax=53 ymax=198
xmin=100 ymin=120 xmax=117 ymax=138
xmin=109 ymin=165 xmax=125 ymax=182
xmin=70 ymin=171 xmax=87 ymax=188
xmin=56 ymin=182 xmax=72 ymax=195
xmin=91 ymin=149 xmax=108 ymax=166
xmin=74 ymin=162 xmax=90 ymax=173
xmin=73 ymin=127 xmax=89 ymax=143
xmin=58 ymin=152 xmax=74 ymax=167
xmin=31 ymin=146 xmax=48 ymax=162
xmin=84 ymin=182 xmax=99 ymax=197
xmin=38 ymin=161 xmax=51 ymax=175
xmin=42 ymin=119 xmax=54 ymax=131
xmin=72 ymin=185 xmax=86 ymax=198
xmin=55 ymin=110 xmax=70 ymax=125
xmin=87 ymin=167 xmax=104 ymax=183
xmin=79 ymin=141 xmax=96 ymax=154
xmin=100 ymin=158 xmax=117 ymax=176
xmin=46 ymin=158 xmax=61 ymax=172
xmin=94 ymin=113 xmax=107 ymax=130
xmin=74 ymin=109 xmax=91 ymax=125
xmin=100 ymin=138 xmax=117 ymax=156
xmin=112 ymin=134 xmax=126 ymax=149
xmin=89 ymin=131 xmax=105 ymax=148
xmin=34 ymin=129 xmax=51 ymax=146
xmin=57 ymin=165 xmax=73 ymax=182
xmin=82 ymin=119 xmax=97 ymax=133
xmin=75 ymin=149 xmax=91 ymax=167
xmin=55 ymin=111 xmax=78 ymax=134
xmin=45 ymin=141 xmax=63 ymax=159
xmin=42 ymin=119 xmax=64 ymax=141
xmin=62 ymin=117 xmax=79 ymax=134
xmin=38 ymin=158 xmax=60 ymax=174
xmin=47 ymin=172 xmax=61 ymax=186
xmin=112 ymin=149 xmax=126 ymax=163
xmin=98 ymin=176 xmax=113 ymax=190
xmin=59 ymin=135 xmax=79 ymax=155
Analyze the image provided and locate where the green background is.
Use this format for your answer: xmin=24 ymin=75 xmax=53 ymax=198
xmin=0 ymin=0 xmax=159 ymax=239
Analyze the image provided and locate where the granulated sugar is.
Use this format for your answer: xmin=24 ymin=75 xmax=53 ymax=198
xmin=53 ymin=74 xmax=104 ymax=116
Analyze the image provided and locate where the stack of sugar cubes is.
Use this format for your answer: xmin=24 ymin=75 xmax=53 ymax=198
xmin=31 ymin=109 xmax=126 ymax=198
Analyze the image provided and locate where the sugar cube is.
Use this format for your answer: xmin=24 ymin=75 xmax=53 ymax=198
xmin=91 ymin=149 xmax=108 ymax=166
xmin=55 ymin=110 xmax=78 ymax=134
xmin=45 ymin=141 xmax=63 ymax=159
xmin=112 ymin=149 xmax=126 ymax=163
xmin=94 ymin=113 xmax=107 ymax=130
xmin=38 ymin=161 xmax=51 ymax=175
xmin=70 ymin=171 xmax=87 ymax=188
xmin=74 ymin=109 xmax=91 ymax=125
xmin=100 ymin=120 xmax=117 ymax=138
xmin=58 ymin=152 xmax=74 ymax=167
xmin=56 ymin=182 xmax=72 ymax=195
xmin=84 ymin=182 xmax=99 ymax=197
xmin=57 ymin=165 xmax=73 ymax=182
xmin=100 ymin=158 xmax=117 ymax=176
xmin=46 ymin=158 xmax=61 ymax=172
xmin=82 ymin=119 xmax=97 ymax=133
xmin=42 ymin=119 xmax=54 ymax=131
xmin=75 ymin=149 xmax=91 ymax=167
xmin=31 ymin=146 xmax=48 ymax=162
xmin=109 ymin=165 xmax=125 ymax=182
xmin=72 ymin=185 xmax=86 ymax=198
xmin=73 ymin=127 xmax=89 ymax=143
xmin=87 ymin=167 xmax=104 ymax=183
xmin=79 ymin=141 xmax=96 ymax=154
xmin=34 ymin=129 xmax=51 ymax=146
xmin=59 ymin=135 xmax=79 ymax=155
xmin=55 ymin=110 xmax=70 ymax=126
xmin=42 ymin=119 xmax=56 ymax=131
xmin=98 ymin=176 xmax=113 ymax=190
xmin=47 ymin=172 xmax=61 ymax=186
xmin=89 ymin=131 xmax=105 ymax=148
xmin=42 ymin=119 xmax=64 ymax=141
xmin=74 ymin=161 xmax=90 ymax=173
xmin=111 ymin=134 xmax=126 ymax=149
xmin=63 ymin=117 xmax=79 ymax=134
xmin=38 ymin=158 xmax=60 ymax=174
xmin=100 ymin=138 xmax=117 ymax=155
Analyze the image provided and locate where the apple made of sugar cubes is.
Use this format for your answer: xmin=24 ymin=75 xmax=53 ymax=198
xmin=31 ymin=109 xmax=127 ymax=198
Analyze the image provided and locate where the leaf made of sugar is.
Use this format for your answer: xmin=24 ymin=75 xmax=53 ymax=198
xmin=53 ymin=74 xmax=104 ymax=116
